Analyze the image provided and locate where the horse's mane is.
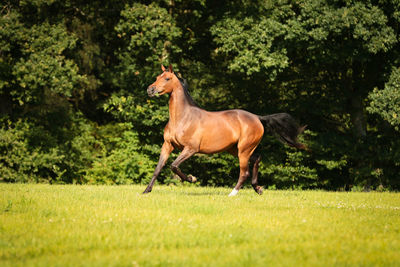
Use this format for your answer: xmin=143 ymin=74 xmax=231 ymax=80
xmin=177 ymin=74 xmax=198 ymax=107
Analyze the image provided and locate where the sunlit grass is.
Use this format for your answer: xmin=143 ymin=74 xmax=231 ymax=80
xmin=1 ymin=184 xmax=399 ymax=266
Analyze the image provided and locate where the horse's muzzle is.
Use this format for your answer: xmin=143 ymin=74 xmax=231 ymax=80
xmin=147 ymin=86 xmax=157 ymax=97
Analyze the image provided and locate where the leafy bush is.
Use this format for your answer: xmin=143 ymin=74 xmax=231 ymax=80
xmin=84 ymin=123 xmax=157 ymax=185
xmin=368 ymin=67 xmax=400 ymax=131
xmin=0 ymin=119 xmax=65 ymax=183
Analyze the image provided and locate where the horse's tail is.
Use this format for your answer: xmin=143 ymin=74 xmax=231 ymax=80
xmin=258 ymin=113 xmax=307 ymax=150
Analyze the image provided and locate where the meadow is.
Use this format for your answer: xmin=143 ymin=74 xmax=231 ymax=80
xmin=1 ymin=184 xmax=399 ymax=266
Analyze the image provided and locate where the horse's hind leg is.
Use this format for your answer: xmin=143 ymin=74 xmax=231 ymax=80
xmin=170 ymin=147 xmax=197 ymax=183
xmin=250 ymin=154 xmax=263 ymax=195
xmin=229 ymin=153 xmax=251 ymax=196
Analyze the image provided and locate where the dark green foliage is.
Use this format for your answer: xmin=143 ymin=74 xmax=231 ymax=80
xmin=0 ymin=116 xmax=98 ymax=183
xmin=368 ymin=67 xmax=400 ymax=130
xmin=1 ymin=0 xmax=400 ymax=190
xmin=84 ymin=123 xmax=158 ymax=185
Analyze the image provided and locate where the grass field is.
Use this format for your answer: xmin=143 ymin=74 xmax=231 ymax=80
xmin=1 ymin=184 xmax=400 ymax=266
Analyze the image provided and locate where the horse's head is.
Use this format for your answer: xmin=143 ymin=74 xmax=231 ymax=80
xmin=147 ymin=65 xmax=179 ymax=97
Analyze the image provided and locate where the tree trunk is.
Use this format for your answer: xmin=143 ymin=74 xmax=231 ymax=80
xmin=350 ymin=93 xmax=367 ymax=138
xmin=348 ymin=62 xmax=367 ymax=139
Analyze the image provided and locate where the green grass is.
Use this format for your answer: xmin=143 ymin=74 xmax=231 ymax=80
xmin=1 ymin=184 xmax=400 ymax=266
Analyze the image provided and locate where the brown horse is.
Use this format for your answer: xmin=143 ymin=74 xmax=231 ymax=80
xmin=143 ymin=65 xmax=306 ymax=196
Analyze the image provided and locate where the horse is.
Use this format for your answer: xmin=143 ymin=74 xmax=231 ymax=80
xmin=143 ymin=64 xmax=306 ymax=196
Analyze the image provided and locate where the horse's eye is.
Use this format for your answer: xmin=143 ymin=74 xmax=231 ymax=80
xmin=165 ymin=78 xmax=170 ymax=81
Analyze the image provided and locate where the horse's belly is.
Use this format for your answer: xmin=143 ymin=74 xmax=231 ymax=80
xmin=198 ymin=125 xmax=238 ymax=154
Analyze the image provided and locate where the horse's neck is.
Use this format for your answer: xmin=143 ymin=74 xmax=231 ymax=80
xmin=168 ymin=86 xmax=195 ymax=125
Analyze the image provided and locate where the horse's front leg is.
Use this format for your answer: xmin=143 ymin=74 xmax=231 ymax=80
xmin=143 ymin=141 xmax=174 ymax=194
xmin=170 ymin=147 xmax=197 ymax=183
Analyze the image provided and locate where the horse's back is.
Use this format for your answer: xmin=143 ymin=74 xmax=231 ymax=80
xmin=216 ymin=109 xmax=263 ymax=132
xmin=197 ymin=109 xmax=263 ymax=154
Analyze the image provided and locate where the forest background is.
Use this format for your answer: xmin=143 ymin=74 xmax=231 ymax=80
xmin=1 ymin=0 xmax=400 ymax=190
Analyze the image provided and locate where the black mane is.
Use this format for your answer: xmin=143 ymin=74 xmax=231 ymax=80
xmin=177 ymin=74 xmax=198 ymax=107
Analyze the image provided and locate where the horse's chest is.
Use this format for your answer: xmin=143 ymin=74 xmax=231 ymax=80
xmin=167 ymin=124 xmax=196 ymax=150
xmin=170 ymin=131 xmax=186 ymax=149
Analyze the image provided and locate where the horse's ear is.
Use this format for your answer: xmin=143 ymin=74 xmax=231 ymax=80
xmin=161 ymin=65 xmax=166 ymax=72
xmin=168 ymin=64 xmax=173 ymax=73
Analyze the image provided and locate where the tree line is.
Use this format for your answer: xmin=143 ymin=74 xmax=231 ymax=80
xmin=1 ymin=0 xmax=399 ymax=190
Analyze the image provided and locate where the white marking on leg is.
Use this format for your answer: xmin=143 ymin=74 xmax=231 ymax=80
xmin=228 ymin=188 xmax=239 ymax=197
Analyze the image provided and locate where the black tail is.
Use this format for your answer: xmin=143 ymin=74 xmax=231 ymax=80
xmin=259 ymin=113 xmax=307 ymax=150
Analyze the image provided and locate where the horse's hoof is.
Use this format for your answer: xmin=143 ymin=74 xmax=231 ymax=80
xmin=257 ymin=186 xmax=263 ymax=195
xmin=142 ymin=189 xmax=151 ymax=194
xmin=228 ymin=188 xmax=239 ymax=196
xmin=188 ymin=175 xmax=197 ymax=183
